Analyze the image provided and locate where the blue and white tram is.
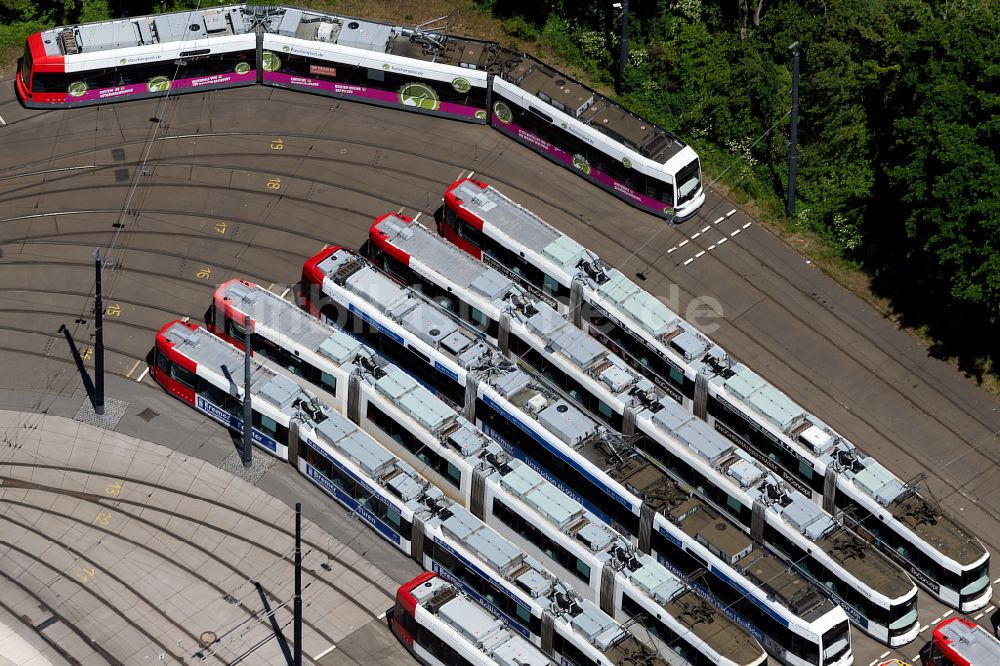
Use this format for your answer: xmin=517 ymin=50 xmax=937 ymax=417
xmin=152 ymin=320 xmax=667 ymax=666
xmin=210 ymin=278 xmax=768 ymax=666
xmin=427 ymin=179 xmax=993 ymax=614
xmin=361 ymin=214 xmax=920 ymax=647
xmin=299 ymin=248 xmax=854 ymax=666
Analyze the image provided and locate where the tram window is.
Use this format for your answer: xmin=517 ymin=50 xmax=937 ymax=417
xmin=457 ymin=219 xmax=483 ymax=247
xmin=445 ymin=462 xmax=461 ymax=487
xmin=225 ymin=317 xmax=247 ymax=342
xmin=384 ymin=505 xmax=402 ymax=530
xmin=442 ymin=206 xmax=459 ymax=232
xmin=20 ymin=45 xmax=31 ymax=88
xmin=542 ymin=273 xmax=560 ymax=297
xmin=367 ymin=68 xmax=384 ymax=82
xmin=725 ymin=494 xmax=742 ymax=518
xmin=320 ymin=371 xmax=337 ymax=394
xmin=468 ymin=306 xmax=489 ymax=332
xmin=394 ymin=602 xmax=415 ymax=634
xmin=789 ymin=633 xmax=819 ymax=665
xmin=198 ymin=381 xmax=229 ymax=408
xmin=170 ymin=363 xmax=197 ymax=390
xmin=430 ymin=540 xmax=458 ymax=572
xmin=155 ymin=350 xmax=171 ymax=374
xmin=306 ymin=445 xmax=331 ymax=478
xmin=555 ymin=635 xmax=594 ymax=666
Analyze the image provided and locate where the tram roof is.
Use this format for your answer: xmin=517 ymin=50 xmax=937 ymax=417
xmin=649 ymin=397 xmax=913 ymax=600
xmin=371 ymin=216 xmax=914 ymax=599
xmin=313 ymin=247 xmax=503 ymax=374
xmin=497 ymin=461 xmax=764 ymax=662
xmin=491 ymin=372 xmax=840 ymax=624
xmin=936 ymin=619 xmax=1000 ymax=663
xmin=160 ymin=320 xmax=275 ymax=396
xmin=411 ymin=576 xmax=551 ymax=666
xmin=223 ymin=278 xmax=759 ymax=661
xmin=218 ymin=280 xmax=476 ymax=437
xmin=39 ymin=5 xmax=252 ymax=57
xmin=307 ymin=250 xmax=843 ymax=626
xmin=445 ymin=180 xmax=726 ymax=363
xmin=265 ymin=7 xmax=687 ymax=164
xmin=38 ymin=1 xmax=687 ymax=165
xmin=446 ymin=179 xmax=985 ymax=570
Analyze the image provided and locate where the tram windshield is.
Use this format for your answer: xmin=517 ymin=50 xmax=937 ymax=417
xmin=822 ymin=621 xmax=850 ymax=664
xmin=20 ymin=44 xmax=32 ymax=88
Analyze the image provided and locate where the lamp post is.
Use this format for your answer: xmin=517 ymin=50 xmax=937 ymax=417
xmin=613 ymin=1 xmax=628 ymax=94
xmin=786 ymin=41 xmax=800 ymax=219
xmin=93 ymin=248 xmax=105 ymax=416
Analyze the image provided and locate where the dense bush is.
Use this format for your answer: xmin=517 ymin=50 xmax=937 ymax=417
xmin=485 ymin=0 xmax=999 ymax=380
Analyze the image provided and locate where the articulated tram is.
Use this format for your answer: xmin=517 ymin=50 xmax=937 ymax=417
xmin=16 ymin=5 xmax=704 ymax=219
xmin=152 ymin=320 xmax=667 ymax=666
xmin=390 ymin=572 xmax=554 ymax=666
xmin=210 ymin=278 xmax=768 ymax=666
xmin=379 ymin=198 xmax=992 ymax=613
xmin=300 ymin=247 xmax=855 ymax=666
xmin=358 ymin=217 xmax=920 ymax=647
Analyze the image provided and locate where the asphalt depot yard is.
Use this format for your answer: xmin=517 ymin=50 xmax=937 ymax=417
xmin=1 ymin=80 xmax=999 ymax=665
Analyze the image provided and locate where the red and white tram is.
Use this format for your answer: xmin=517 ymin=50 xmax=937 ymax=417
xmin=921 ymin=618 xmax=1000 ymax=666
xmin=390 ymin=572 xmax=552 ymax=666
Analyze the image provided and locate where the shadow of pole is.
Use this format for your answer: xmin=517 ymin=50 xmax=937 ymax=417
xmin=59 ymin=324 xmax=98 ymax=408
xmin=255 ymin=581 xmax=293 ymax=666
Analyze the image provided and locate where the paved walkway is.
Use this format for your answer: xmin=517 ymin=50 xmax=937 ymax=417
xmin=0 ymin=616 xmax=54 ymax=666
xmin=0 ymin=410 xmax=412 ymax=666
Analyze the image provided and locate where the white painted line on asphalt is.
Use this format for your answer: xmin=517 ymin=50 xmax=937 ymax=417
xmin=742 ymin=221 xmax=752 ymax=229
xmin=691 ymin=232 xmax=701 ymax=239
xmin=678 ymin=240 xmax=689 ymax=247
xmin=878 ymin=651 xmax=890 ymax=660
xmin=931 ymin=617 xmax=940 ymax=625
xmin=181 ymin=316 xmax=190 ymax=323
xmin=987 ymin=605 xmax=996 ymax=614
xmin=707 ymin=244 xmax=716 ymax=251
xmin=730 ymin=229 xmax=742 ymax=236
xmin=279 ymin=288 xmax=291 ymax=299
xmin=666 ymin=247 xmax=677 ymax=254
xmin=700 ymin=225 xmax=710 ymax=233
xmin=682 ymin=257 xmax=694 ymax=266
xmin=919 ymin=624 xmax=929 ymax=633
xmin=413 ymin=212 xmax=422 ymax=222
xmin=726 ymin=209 xmax=736 ymax=217
xmin=266 ymin=283 xmax=275 ymax=292
xmin=717 ymin=237 xmax=728 ymax=245
xmin=396 ymin=206 xmax=405 ymax=214
xmin=942 ymin=609 xmax=953 ymax=618
xmin=0 ymin=114 xmax=6 ymax=126
xmin=694 ymin=250 xmax=706 ymax=258
xmin=468 ymin=171 xmax=476 ymax=179
xmin=126 ymin=360 xmax=142 ymax=378
xmin=713 ymin=216 xmax=724 ymax=224
xmin=975 ymin=612 xmax=984 ymax=620
xmin=993 ymin=576 xmax=1000 ymax=584
xmin=867 ymin=660 xmax=876 ymax=666
xmin=313 ymin=644 xmax=337 ymax=660
xmin=377 ymin=610 xmax=387 ymax=620
xmin=135 ymin=367 xmax=150 ymax=383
